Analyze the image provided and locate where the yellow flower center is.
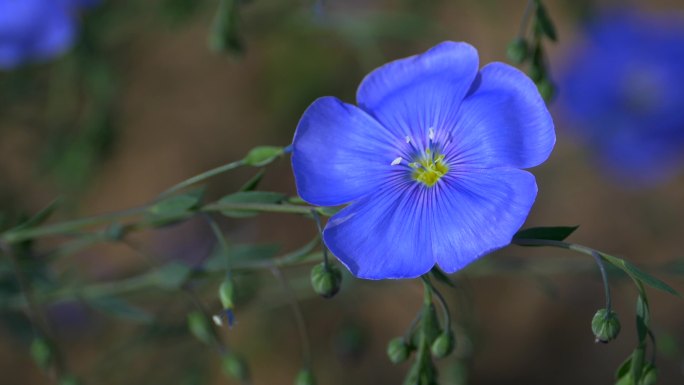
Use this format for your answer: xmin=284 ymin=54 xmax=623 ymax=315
xmin=411 ymin=149 xmax=449 ymax=187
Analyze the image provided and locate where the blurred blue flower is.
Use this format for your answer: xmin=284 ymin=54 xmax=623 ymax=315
xmin=0 ymin=0 xmax=97 ymax=70
xmin=559 ymin=10 xmax=684 ymax=185
xmin=292 ymin=42 xmax=555 ymax=279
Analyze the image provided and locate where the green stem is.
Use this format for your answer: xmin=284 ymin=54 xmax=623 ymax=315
xmin=1 ymin=206 xmax=147 ymax=244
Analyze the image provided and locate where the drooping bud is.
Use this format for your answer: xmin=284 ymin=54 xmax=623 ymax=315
xmin=591 ymin=308 xmax=621 ymax=343
xmin=507 ymin=38 xmax=529 ymax=64
xmin=294 ymin=368 xmax=316 ymax=385
xmin=219 ymin=279 xmax=235 ymax=310
xmin=431 ymin=330 xmax=456 ymax=358
xmin=310 ymin=263 xmax=342 ymax=298
xmin=386 ymin=337 xmax=410 ymax=364
xmin=222 ymin=354 xmax=250 ymax=382
xmin=537 ymin=79 xmax=556 ymax=102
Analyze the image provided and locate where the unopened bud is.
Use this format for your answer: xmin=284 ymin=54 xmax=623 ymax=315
xmin=431 ymin=331 xmax=456 ymax=358
xmin=30 ymin=338 xmax=52 ymax=369
xmin=219 ymin=279 xmax=235 ymax=310
xmin=310 ymin=263 xmax=342 ymax=298
xmin=507 ymin=38 xmax=529 ymax=64
xmin=537 ymin=79 xmax=556 ymax=102
xmin=386 ymin=337 xmax=410 ymax=364
xmin=222 ymin=354 xmax=250 ymax=382
xmin=294 ymin=368 xmax=316 ymax=385
xmin=187 ymin=311 xmax=213 ymax=344
xmin=591 ymin=308 xmax=621 ymax=343
xmin=641 ymin=364 xmax=658 ymax=385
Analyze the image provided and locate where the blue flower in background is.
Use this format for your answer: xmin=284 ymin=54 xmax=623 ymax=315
xmin=559 ymin=10 xmax=684 ymax=185
xmin=0 ymin=0 xmax=97 ymax=70
xmin=292 ymin=42 xmax=555 ymax=279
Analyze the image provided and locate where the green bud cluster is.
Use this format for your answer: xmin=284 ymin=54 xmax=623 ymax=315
xmin=387 ymin=337 xmax=411 ymax=364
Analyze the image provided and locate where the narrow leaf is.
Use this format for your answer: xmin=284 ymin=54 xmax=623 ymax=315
xmin=535 ymin=1 xmax=557 ymax=41
xmin=240 ymin=169 xmax=266 ymax=192
xmin=149 ymin=189 xmax=203 ymax=217
xmin=12 ymin=197 xmax=63 ymax=231
xmin=218 ymin=191 xmax=286 ymax=218
xmin=513 ymin=226 xmax=579 ymax=242
xmin=88 ymin=297 xmax=153 ymax=323
xmin=154 ymin=262 xmax=192 ymax=290
xmin=623 ymin=260 xmax=680 ymax=297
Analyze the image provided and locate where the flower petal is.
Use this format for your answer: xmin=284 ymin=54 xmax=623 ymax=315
xmin=323 ymin=183 xmax=435 ymax=279
xmin=433 ymin=168 xmax=538 ymax=273
xmin=356 ymin=42 xmax=479 ymax=150
xmin=292 ymin=96 xmax=401 ymax=206
xmin=448 ymin=62 xmax=555 ymax=169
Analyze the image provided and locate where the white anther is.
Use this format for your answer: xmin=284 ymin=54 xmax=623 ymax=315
xmin=428 ymin=127 xmax=435 ymax=141
xmin=391 ymin=157 xmax=403 ymax=166
xmin=405 ymin=136 xmax=411 ymax=143
xmin=212 ymin=315 xmax=223 ymax=326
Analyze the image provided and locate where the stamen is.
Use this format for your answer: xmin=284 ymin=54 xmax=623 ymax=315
xmin=428 ymin=127 xmax=435 ymax=141
xmin=405 ymin=136 xmax=411 ymax=143
xmin=391 ymin=157 xmax=403 ymax=166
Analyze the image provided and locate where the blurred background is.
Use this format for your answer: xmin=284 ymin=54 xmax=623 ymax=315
xmin=1 ymin=0 xmax=684 ymax=384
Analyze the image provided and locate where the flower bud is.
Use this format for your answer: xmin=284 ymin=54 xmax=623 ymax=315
xmin=431 ymin=331 xmax=456 ymax=358
xmin=386 ymin=337 xmax=410 ymax=364
xmin=310 ymin=263 xmax=342 ymax=298
xmin=294 ymin=369 xmax=316 ymax=385
xmin=641 ymin=364 xmax=657 ymax=385
xmin=591 ymin=308 xmax=621 ymax=343
xmin=222 ymin=354 xmax=250 ymax=382
xmin=537 ymin=79 xmax=556 ymax=102
xmin=30 ymin=338 xmax=52 ymax=369
xmin=219 ymin=279 xmax=235 ymax=310
xmin=187 ymin=311 xmax=213 ymax=345
xmin=507 ymin=38 xmax=529 ymax=64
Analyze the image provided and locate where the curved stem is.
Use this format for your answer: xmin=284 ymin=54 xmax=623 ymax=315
xmin=421 ymin=275 xmax=451 ymax=329
xmin=511 ymin=238 xmax=613 ymax=312
xmin=270 ymin=265 xmax=312 ymax=368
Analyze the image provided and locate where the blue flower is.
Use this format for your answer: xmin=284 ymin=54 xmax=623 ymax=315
xmin=291 ymin=42 xmax=555 ymax=279
xmin=0 ymin=0 xmax=97 ymax=70
xmin=558 ymin=10 xmax=684 ymax=185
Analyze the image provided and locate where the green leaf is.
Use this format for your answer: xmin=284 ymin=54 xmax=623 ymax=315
xmin=615 ymin=354 xmax=632 ymax=379
xmin=88 ymin=297 xmax=153 ymax=323
xmin=243 ymin=146 xmax=283 ymax=167
xmin=240 ymin=169 xmax=266 ymax=192
xmin=623 ymin=260 xmax=680 ymax=297
xmin=513 ymin=226 xmax=578 ymax=242
xmin=535 ymin=0 xmax=557 ymax=41
xmin=154 ymin=262 xmax=192 ymax=290
xmin=149 ymin=189 xmax=203 ymax=217
xmin=12 ymin=197 xmax=63 ymax=232
xmin=208 ymin=0 xmax=243 ymax=54
xmin=204 ymin=243 xmax=280 ymax=271
xmin=602 ymin=254 xmax=680 ymax=297
xmin=217 ymin=191 xmax=286 ymax=218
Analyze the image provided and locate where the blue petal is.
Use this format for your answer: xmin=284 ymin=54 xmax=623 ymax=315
xmin=449 ymin=63 xmax=555 ymax=169
xmin=30 ymin=8 xmax=76 ymax=62
xmin=356 ymin=42 xmax=479 ymax=150
xmin=433 ymin=168 xmax=538 ymax=273
xmin=323 ymin=183 xmax=435 ymax=279
xmin=292 ymin=96 xmax=400 ymax=206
